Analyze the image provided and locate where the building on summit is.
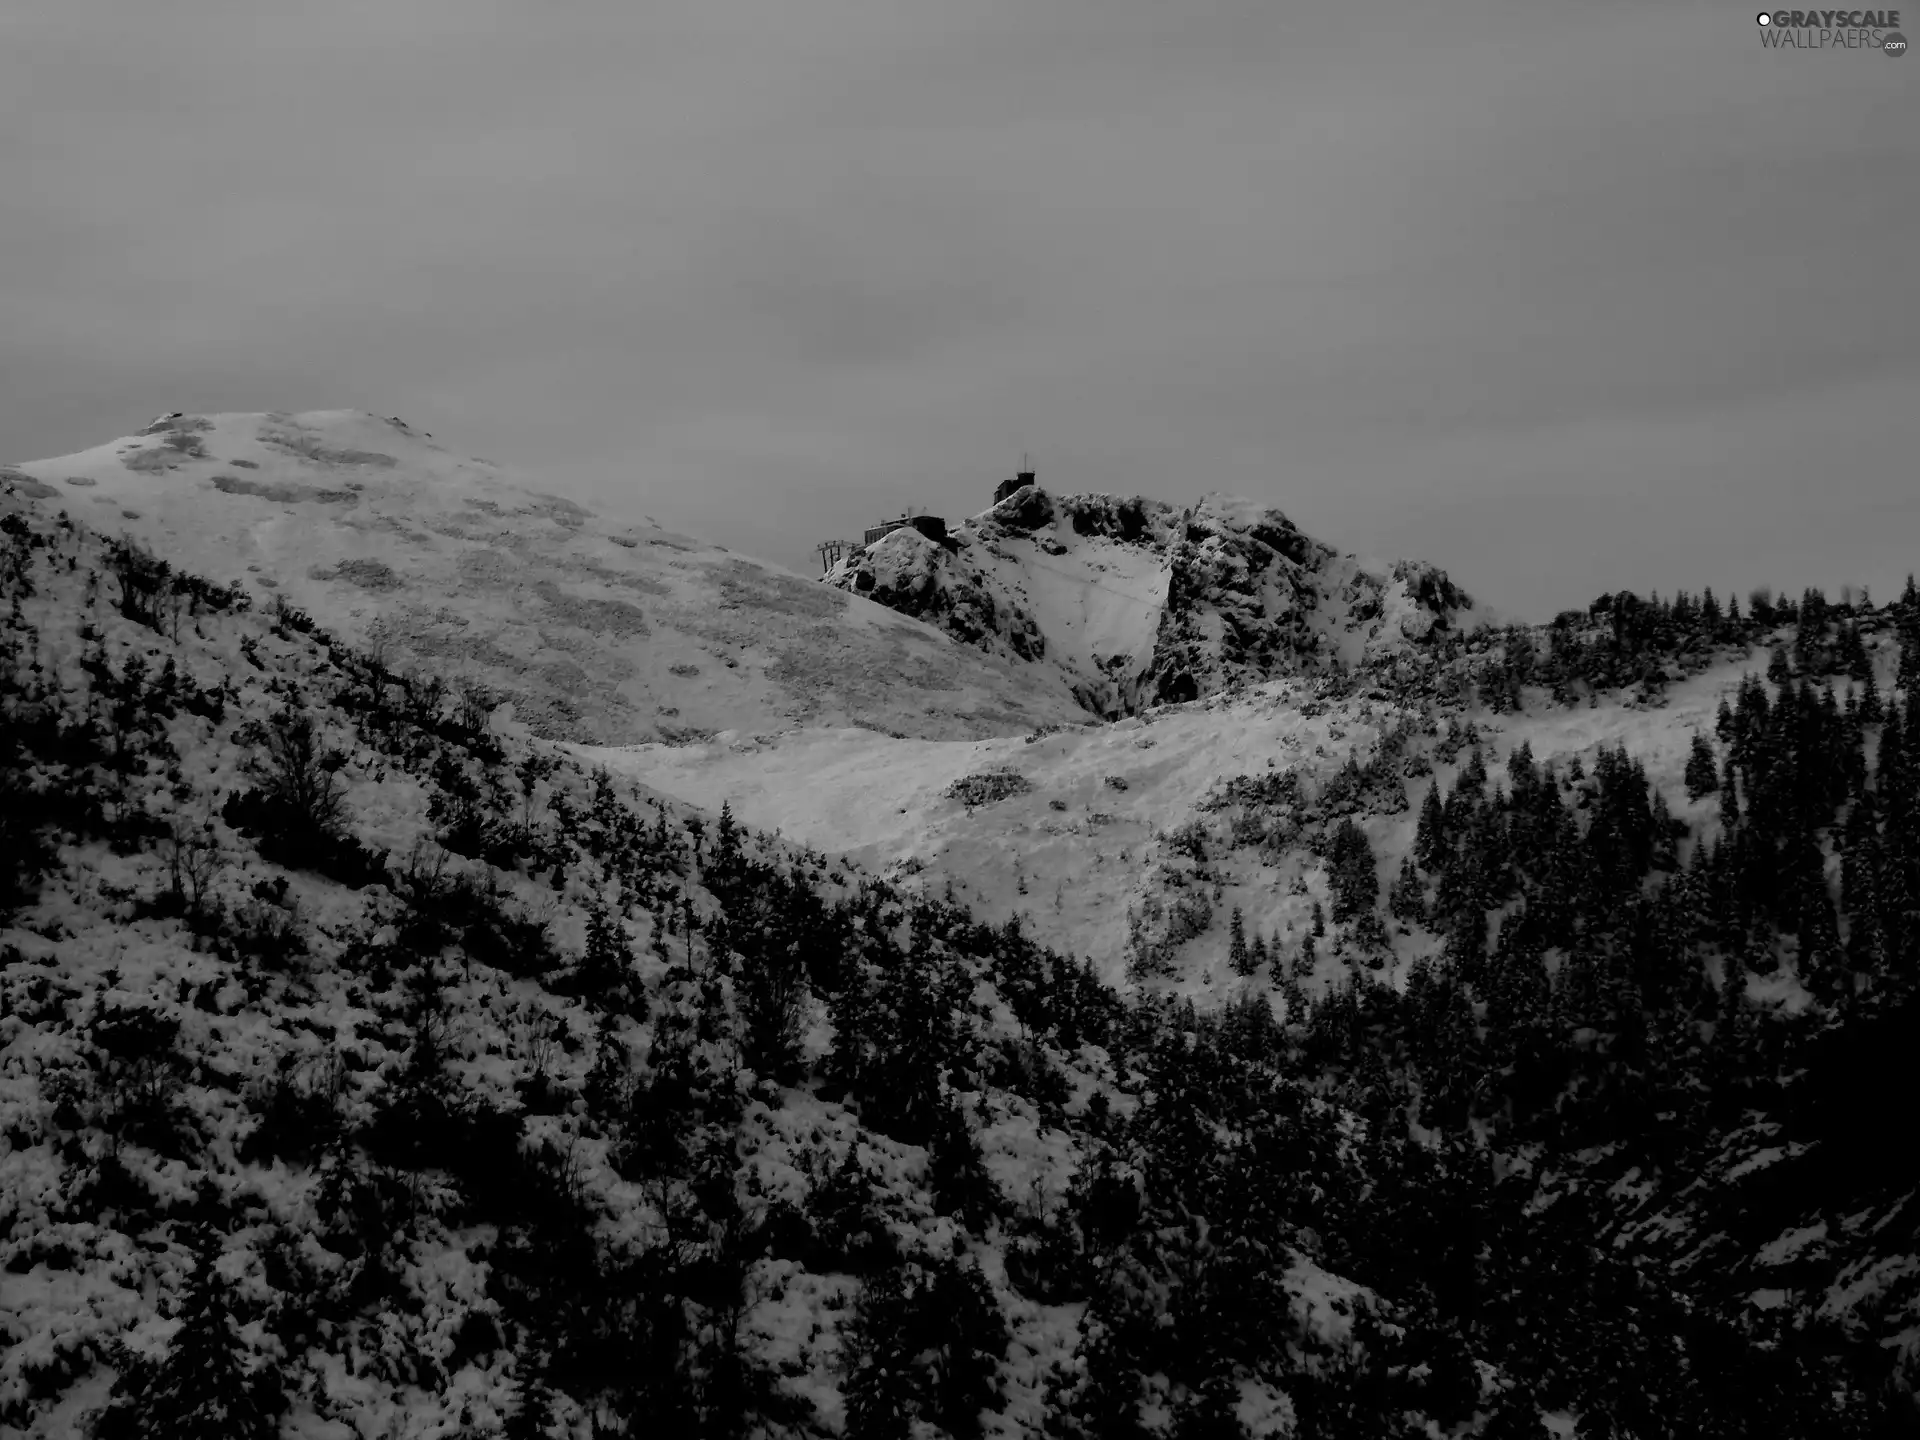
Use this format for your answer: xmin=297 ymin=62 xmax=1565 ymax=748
xmin=994 ymin=468 xmax=1037 ymax=506
xmin=862 ymin=511 xmax=948 ymax=547
xmin=822 ymin=465 xmax=1036 ymax=572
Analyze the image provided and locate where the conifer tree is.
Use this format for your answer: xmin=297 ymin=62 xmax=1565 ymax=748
xmin=824 ymin=956 xmax=875 ymax=1098
xmin=1839 ymin=621 xmax=1872 ymax=682
xmin=573 ymin=900 xmax=638 ymax=1011
xmin=583 ymin=1011 xmax=633 ymax=1120
xmin=1878 ymin=703 xmax=1911 ymax=858
xmin=1712 ymin=962 xmax=1749 ymax=1083
xmin=1861 ymin=665 xmax=1883 ymax=724
xmin=1480 ymin=1387 xmax=1546 ymax=1439
xmin=93 ymin=1228 xmax=281 ymax=1440
xmin=1415 ymin=782 xmax=1446 ymax=871
xmin=1420 ymin=1322 xmax=1484 ymax=1427
xmin=1328 ymin=819 xmax=1378 ymax=922
xmin=1507 ymin=737 xmax=1537 ymax=797
xmin=1459 ymin=746 xmax=1488 ymax=795
xmin=736 ymin=921 xmax=809 ymax=1086
xmin=918 ymin=1257 xmax=1011 ymax=1438
xmin=1900 ymin=615 xmax=1920 ymax=696
xmin=706 ymin=798 xmax=746 ymax=904
xmin=502 ymin=1373 xmax=556 ymax=1440
xmin=863 ymin=930 xmax=959 ymax=1143
xmin=1684 ymin=733 xmax=1720 ymax=801
xmin=842 ymin=1266 xmax=917 ymax=1440
xmin=1793 ymin=593 xmax=1828 ymax=674
xmin=1168 ymin=1373 xmax=1247 ymax=1440
xmin=1841 ymin=792 xmax=1883 ymax=970
xmin=927 ymin=1098 xmax=1001 ymax=1230
xmin=1047 ymin=1303 xmax=1151 ymax=1440
xmin=1389 ymin=855 xmax=1426 ymax=923
xmin=1295 ymin=931 xmax=1317 ymax=978
xmin=1649 ymin=789 xmax=1680 ymax=871
xmin=1227 ymin=906 xmax=1252 ymax=976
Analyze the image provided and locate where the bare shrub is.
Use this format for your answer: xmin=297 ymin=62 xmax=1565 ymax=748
xmin=104 ymin=537 xmax=175 ymax=634
xmin=946 ymin=770 xmax=1031 ymax=808
xmin=228 ymin=896 xmax=308 ymax=970
xmin=225 ymin=709 xmax=386 ymax=887
xmin=1162 ymin=819 xmax=1208 ymax=861
xmin=245 ymin=708 xmax=347 ymax=835
xmin=160 ymin=817 xmax=224 ymax=926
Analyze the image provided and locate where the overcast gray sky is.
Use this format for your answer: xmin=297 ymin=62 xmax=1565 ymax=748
xmin=2 ymin=0 xmax=1914 ymax=618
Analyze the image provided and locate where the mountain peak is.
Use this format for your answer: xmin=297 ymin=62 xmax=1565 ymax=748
xmin=7 ymin=411 xmax=1090 ymax=743
xmin=826 ymin=480 xmax=1484 ymax=718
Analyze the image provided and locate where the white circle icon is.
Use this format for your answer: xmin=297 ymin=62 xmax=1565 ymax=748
xmin=1756 ymin=11 xmax=1772 ymax=23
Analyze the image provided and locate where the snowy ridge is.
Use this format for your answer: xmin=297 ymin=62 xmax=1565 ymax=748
xmin=823 ymin=484 xmax=1487 ymax=719
xmin=5 ymin=412 xmax=1089 ymax=744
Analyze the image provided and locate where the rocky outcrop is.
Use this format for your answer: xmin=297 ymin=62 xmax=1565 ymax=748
xmin=825 ymin=486 xmax=1481 ymax=719
xmin=844 ymin=525 xmax=1048 ymax=663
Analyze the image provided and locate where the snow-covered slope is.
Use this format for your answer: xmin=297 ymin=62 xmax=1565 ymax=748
xmin=589 ymin=659 xmax=1763 ymax=994
xmin=0 ymin=492 xmax=1404 ymax=1439
xmin=1 ymin=412 xmax=1087 ymax=744
xmin=5 ymin=457 xmax=1916 ymax=1437
xmin=823 ymin=485 xmax=1487 ymax=719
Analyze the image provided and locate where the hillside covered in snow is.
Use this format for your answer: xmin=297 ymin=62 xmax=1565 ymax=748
xmin=2 ymin=413 xmax=1089 ymax=746
xmin=3 ymin=449 xmax=1920 ymax=1440
xmin=823 ymin=484 xmax=1486 ymax=720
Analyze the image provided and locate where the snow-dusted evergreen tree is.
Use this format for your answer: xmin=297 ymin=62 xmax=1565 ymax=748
xmin=1388 ymin=855 xmax=1426 ymax=923
xmin=1226 ymin=906 xmax=1251 ymax=976
xmin=1684 ymin=732 xmax=1719 ymax=800
xmin=842 ymin=1266 xmax=917 ymax=1440
xmin=501 ymin=1373 xmax=555 ymax=1440
xmin=1414 ymin=781 xmax=1446 ymax=870
xmin=1328 ymin=819 xmax=1377 ymax=922
xmin=918 ymin=1256 xmax=1011 ymax=1438
xmin=91 ymin=1228 xmax=280 ymax=1440
xmin=1895 ymin=574 xmax=1920 ymax=687
xmin=927 ymin=1096 xmax=1002 ymax=1229
xmin=1293 ymin=931 xmax=1316 ymax=978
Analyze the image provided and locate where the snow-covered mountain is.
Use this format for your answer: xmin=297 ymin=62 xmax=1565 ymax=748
xmin=2 ymin=412 xmax=1089 ymax=744
xmin=5 ymin=414 xmax=1918 ymax=1438
xmin=823 ymin=483 xmax=1486 ymax=719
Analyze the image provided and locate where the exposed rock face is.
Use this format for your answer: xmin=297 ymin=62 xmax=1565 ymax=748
xmin=847 ymin=526 xmax=1048 ymax=666
xmin=825 ymin=486 xmax=1482 ymax=719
